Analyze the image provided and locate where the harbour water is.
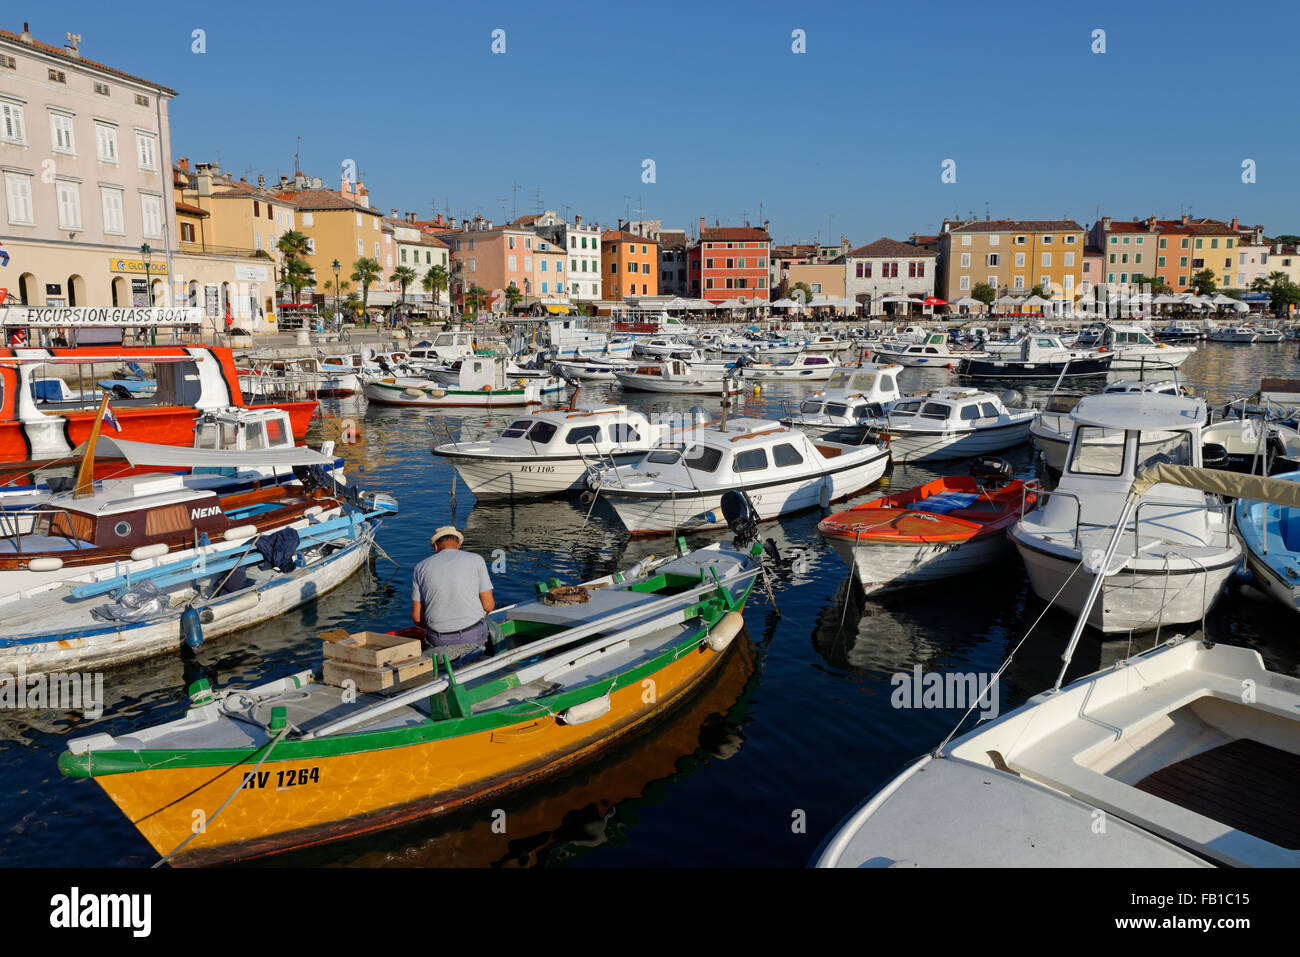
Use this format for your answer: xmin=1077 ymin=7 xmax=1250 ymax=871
xmin=4 ymin=340 xmax=1300 ymax=867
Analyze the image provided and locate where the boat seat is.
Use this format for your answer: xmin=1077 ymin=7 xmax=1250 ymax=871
xmin=1006 ymin=669 xmax=1300 ymax=865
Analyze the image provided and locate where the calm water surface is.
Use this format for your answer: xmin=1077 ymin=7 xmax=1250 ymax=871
xmin=4 ymin=340 xmax=1299 ymax=867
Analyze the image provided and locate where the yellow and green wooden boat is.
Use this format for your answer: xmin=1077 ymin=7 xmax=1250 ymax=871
xmin=58 ymin=540 xmax=764 ymax=866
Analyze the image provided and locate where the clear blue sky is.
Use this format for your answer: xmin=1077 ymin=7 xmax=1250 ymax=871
xmin=26 ymin=0 xmax=1300 ymax=244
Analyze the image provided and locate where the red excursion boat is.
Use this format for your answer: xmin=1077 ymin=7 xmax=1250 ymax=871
xmin=817 ymin=458 xmax=1036 ymax=594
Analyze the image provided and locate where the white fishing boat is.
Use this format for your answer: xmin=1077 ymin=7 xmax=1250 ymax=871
xmin=1252 ymin=327 xmax=1284 ymax=344
xmin=1011 ymin=393 xmax=1241 ymax=633
xmin=870 ymin=333 xmax=985 ymax=368
xmin=740 ymin=352 xmax=840 ymax=381
xmin=432 ymin=403 xmax=689 ymax=498
xmin=874 ymin=387 xmax=1035 ymax=462
xmin=632 ymin=336 xmax=695 ymax=359
xmin=1030 ymin=379 xmax=1186 ymax=472
xmin=801 ymin=333 xmax=846 ymax=354
xmin=780 ymin=364 xmax=903 ymax=436
xmin=818 ymin=465 xmax=1300 ymax=868
xmin=238 ymin=357 xmax=359 ymax=398
xmin=548 ymin=356 xmax=635 ymax=381
xmin=1098 ymin=323 xmax=1195 ymax=369
xmin=545 ymin=318 xmax=634 ymax=359
xmin=361 ymin=355 xmax=548 ymax=408
xmin=1208 ymin=326 xmax=1257 ymax=344
xmin=717 ymin=336 xmax=802 ymax=358
xmin=586 ymin=417 xmax=890 ymax=536
xmin=614 ymin=359 xmax=743 ymax=395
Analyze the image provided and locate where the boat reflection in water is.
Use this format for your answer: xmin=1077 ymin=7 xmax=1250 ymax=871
xmin=251 ymin=628 xmax=761 ymax=868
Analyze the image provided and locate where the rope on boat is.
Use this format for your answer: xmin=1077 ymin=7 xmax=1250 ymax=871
xmin=933 ymin=554 xmax=1088 ymax=758
xmin=151 ymin=725 xmax=290 ymax=868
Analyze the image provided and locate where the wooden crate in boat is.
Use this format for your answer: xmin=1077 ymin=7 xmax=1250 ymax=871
xmin=322 ymin=631 xmax=422 ymax=667
xmin=322 ymin=654 xmax=432 ymax=693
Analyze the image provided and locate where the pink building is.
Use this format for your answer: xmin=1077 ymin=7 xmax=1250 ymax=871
xmin=437 ymin=219 xmax=566 ymax=309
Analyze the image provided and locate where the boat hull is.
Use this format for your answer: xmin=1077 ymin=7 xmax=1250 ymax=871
xmin=442 ymin=450 xmax=641 ymax=498
xmin=884 ymin=420 xmax=1032 ymax=463
xmin=68 ymin=618 xmax=742 ymax=866
xmin=824 ymin=530 xmax=1011 ymax=593
xmin=958 ymin=356 xmax=1113 ymax=378
xmin=362 ymin=381 xmax=539 ymax=407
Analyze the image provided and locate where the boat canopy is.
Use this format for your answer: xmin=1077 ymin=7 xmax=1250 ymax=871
xmin=1132 ymin=463 xmax=1300 ymax=508
xmin=78 ymin=437 xmax=335 ymax=468
xmin=1070 ymin=393 xmax=1205 ymax=432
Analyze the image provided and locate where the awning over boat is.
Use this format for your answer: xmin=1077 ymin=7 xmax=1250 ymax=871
xmin=1133 ymin=464 xmax=1300 ymax=508
xmin=76 ymin=438 xmax=335 ymax=468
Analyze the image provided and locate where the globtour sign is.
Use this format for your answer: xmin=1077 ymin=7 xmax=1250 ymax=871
xmin=0 ymin=306 xmax=203 ymax=327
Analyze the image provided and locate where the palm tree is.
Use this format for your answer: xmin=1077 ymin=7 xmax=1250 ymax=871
xmin=323 ymin=277 xmax=350 ymax=300
xmin=276 ymin=229 xmax=314 ymax=305
xmin=351 ymin=257 xmax=382 ymax=316
xmin=505 ymin=283 xmax=523 ymax=311
xmin=465 ymin=284 xmax=487 ymax=313
xmin=422 ymin=263 xmax=449 ymax=312
xmin=390 ymin=266 xmax=417 ymax=306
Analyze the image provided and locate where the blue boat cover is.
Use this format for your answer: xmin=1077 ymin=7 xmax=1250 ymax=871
xmin=910 ymin=491 xmax=978 ymax=515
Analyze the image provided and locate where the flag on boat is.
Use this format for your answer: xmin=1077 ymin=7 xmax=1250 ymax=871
xmin=104 ymin=400 xmax=122 ymax=433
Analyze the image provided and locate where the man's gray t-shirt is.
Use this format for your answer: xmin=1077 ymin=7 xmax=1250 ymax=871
xmin=411 ymin=549 xmax=493 ymax=632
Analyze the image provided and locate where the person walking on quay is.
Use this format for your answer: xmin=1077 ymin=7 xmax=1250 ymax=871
xmin=411 ymin=526 xmax=495 ymax=652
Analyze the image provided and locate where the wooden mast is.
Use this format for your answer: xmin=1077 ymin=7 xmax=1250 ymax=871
xmin=72 ymin=392 xmax=111 ymax=499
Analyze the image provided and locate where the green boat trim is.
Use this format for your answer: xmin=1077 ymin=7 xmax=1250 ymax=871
xmin=59 ymin=571 xmax=756 ymax=779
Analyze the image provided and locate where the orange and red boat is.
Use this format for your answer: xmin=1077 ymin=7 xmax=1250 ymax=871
xmin=818 ymin=463 xmax=1036 ymax=593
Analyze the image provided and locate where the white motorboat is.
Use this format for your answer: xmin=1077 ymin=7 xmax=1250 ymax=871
xmin=1201 ymin=418 xmax=1300 ymax=475
xmin=1252 ymin=327 xmax=1284 ymax=344
xmin=587 ymin=417 xmax=890 ymax=536
xmin=1030 ymin=379 xmax=1186 ymax=472
xmin=874 ymin=387 xmax=1035 ymax=462
xmin=432 ymin=403 xmax=687 ymax=498
xmin=818 ymin=465 xmax=1300 ymax=868
xmin=614 ymin=359 xmax=743 ymax=395
xmin=238 ymin=357 xmax=359 ymax=398
xmin=362 ymin=355 xmax=548 ymax=408
xmin=632 ymin=336 xmax=696 ymax=359
xmin=870 ymin=333 xmax=985 ymax=368
xmin=544 ymin=318 xmax=634 ymax=359
xmin=549 ymin=356 xmax=635 ymax=381
xmin=717 ymin=336 xmax=802 ymax=358
xmin=1098 ymin=323 xmax=1195 ymax=369
xmin=740 ymin=352 xmax=840 ymax=381
xmin=780 ymin=365 xmax=903 ymax=435
xmin=1208 ymin=326 xmax=1257 ymax=344
xmin=1011 ymin=393 xmax=1241 ymax=633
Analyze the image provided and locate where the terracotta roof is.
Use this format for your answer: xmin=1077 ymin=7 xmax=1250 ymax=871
xmin=419 ymin=233 xmax=448 ymax=249
xmin=949 ymin=219 xmax=1083 ymax=233
xmin=271 ymin=188 xmax=378 ymax=214
xmin=657 ymin=230 xmax=689 ymax=249
xmin=847 ymin=237 xmax=936 ymax=259
xmin=601 ymin=230 xmax=658 ymax=245
xmin=210 ymin=182 xmax=298 ymax=207
xmin=701 ymin=226 xmax=770 ymax=242
xmin=509 ymin=213 xmax=543 ymax=226
xmin=174 ymin=201 xmax=209 ymax=217
xmin=772 ymin=244 xmax=816 ymax=258
xmin=909 ymin=234 xmax=939 ymax=246
xmin=0 ymin=28 xmax=176 ymax=95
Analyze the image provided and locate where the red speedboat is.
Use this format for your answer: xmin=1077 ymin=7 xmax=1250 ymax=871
xmin=818 ymin=459 xmax=1036 ymax=593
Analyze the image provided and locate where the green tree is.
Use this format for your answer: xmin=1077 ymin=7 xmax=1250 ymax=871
xmin=351 ymin=257 xmax=382 ymax=315
xmin=971 ymin=282 xmax=996 ymax=306
xmin=789 ymin=282 xmax=814 ymax=308
xmin=276 ymin=229 xmax=314 ymax=305
xmin=422 ymin=263 xmax=449 ymax=310
xmin=390 ymin=265 xmax=417 ymax=306
xmin=465 ymin=284 xmax=487 ymax=312
xmin=1131 ymin=274 xmax=1168 ymax=295
xmin=1269 ymin=279 xmax=1300 ymax=316
xmin=505 ymin=283 xmax=523 ymax=310
xmin=1190 ymin=268 xmax=1218 ymax=296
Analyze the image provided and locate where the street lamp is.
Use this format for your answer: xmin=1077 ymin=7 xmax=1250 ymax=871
xmin=141 ymin=243 xmax=154 ymax=344
xmin=332 ymin=259 xmax=341 ymax=326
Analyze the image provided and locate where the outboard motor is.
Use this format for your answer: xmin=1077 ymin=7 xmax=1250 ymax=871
xmin=1201 ymin=443 xmax=1229 ymax=470
xmin=999 ymin=388 xmax=1027 ymax=410
xmin=970 ymin=456 xmax=1013 ymax=489
xmin=720 ymin=489 xmax=760 ymax=548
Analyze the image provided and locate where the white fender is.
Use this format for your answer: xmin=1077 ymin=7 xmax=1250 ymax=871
xmin=130 ymin=543 xmax=170 ymax=561
xmin=27 ymin=556 xmax=64 ymax=572
xmin=200 ymin=590 xmax=261 ymax=623
xmin=403 ymin=387 xmax=425 ymax=398
xmin=303 ymin=505 xmax=324 ymax=518
xmin=704 ymin=610 xmax=745 ymax=652
xmin=223 ymin=524 xmax=259 ymax=542
xmin=559 ymin=694 xmax=611 ymax=725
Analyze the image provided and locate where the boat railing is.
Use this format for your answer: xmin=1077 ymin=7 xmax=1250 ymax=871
xmin=0 ymin=504 xmax=94 ymax=555
xmin=1022 ymin=485 xmax=1084 ymax=547
xmin=1133 ymin=497 xmax=1233 ymax=552
xmin=574 ymin=435 xmax=622 ymax=480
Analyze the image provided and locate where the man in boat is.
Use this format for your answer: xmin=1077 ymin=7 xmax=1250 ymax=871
xmin=411 ymin=526 xmax=496 ymax=652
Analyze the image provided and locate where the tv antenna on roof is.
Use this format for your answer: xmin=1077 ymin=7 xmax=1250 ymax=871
xmin=511 ymin=184 xmax=521 ymax=219
xmin=293 ymin=137 xmax=300 ymax=175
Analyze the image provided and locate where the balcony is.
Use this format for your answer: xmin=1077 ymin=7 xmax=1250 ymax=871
xmin=178 ymin=239 xmax=274 ymax=260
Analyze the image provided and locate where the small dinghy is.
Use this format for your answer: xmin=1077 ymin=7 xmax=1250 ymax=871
xmin=1235 ymin=469 xmax=1300 ymax=613
xmin=818 ymin=457 xmax=1035 ymax=593
xmin=59 ymin=531 xmax=766 ymax=866
xmin=362 ymin=355 xmax=548 ymax=408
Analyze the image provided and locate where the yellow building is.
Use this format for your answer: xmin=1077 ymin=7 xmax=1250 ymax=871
xmin=940 ymin=218 xmax=1085 ymax=303
xmin=271 ymin=174 xmax=386 ymax=305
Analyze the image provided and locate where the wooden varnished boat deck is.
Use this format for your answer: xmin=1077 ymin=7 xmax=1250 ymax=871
xmin=1135 ymin=738 xmax=1300 ymax=849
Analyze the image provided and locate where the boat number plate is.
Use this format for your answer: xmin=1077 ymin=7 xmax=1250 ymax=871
xmin=242 ymin=767 xmax=321 ymax=790
xmin=519 ymin=465 xmax=555 ymax=473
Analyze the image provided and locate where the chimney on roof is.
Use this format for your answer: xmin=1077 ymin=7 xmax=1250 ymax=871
xmin=1181 ymin=213 xmax=1189 ymax=226
xmin=390 ymin=208 xmax=398 ymax=218
xmin=1102 ymin=216 xmax=1112 ymax=230
xmin=574 ymin=214 xmax=582 ymax=226
xmin=257 ymin=173 xmax=265 ymax=188
xmin=1275 ymin=241 xmax=1283 ymax=254
xmin=1231 ymin=217 xmax=1239 ymax=230
xmin=763 ymin=219 xmax=770 ymax=234
xmin=178 ymin=157 xmax=189 ymax=171
xmin=294 ymin=172 xmax=306 ymax=190
xmin=699 ymin=216 xmax=706 ymax=236
xmin=1145 ymin=216 xmax=1156 ymax=229
xmin=278 ymin=175 xmax=290 ymax=190
xmin=196 ymin=165 xmax=212 ymax=197
xmin=19 ymin=23 xmax=32 ymax=44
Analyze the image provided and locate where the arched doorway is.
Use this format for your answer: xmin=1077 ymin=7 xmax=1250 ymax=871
xmin=187 ymin=280 xmax=199 ymax=307
xmin=66 ymin=274 xmax=85 ymax=307
xmin=151 ymin=279 xmax=165 ymax=305
xmin=111 ymin=275 xmax=128 ymax=307
xmin=18 ymin=272 xmax=38 ymax=305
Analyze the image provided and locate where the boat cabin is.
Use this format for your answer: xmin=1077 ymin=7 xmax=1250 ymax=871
xmin=887 ymin=388 xmax=1014 ymax=428
xmin=194 ymin=408 xmax=295 ymax=454
xmin=487 ymin=406 xmax=665 ymax=453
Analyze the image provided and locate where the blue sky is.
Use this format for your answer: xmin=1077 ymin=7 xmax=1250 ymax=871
xmin=25 ymin=0 xmax=1300 ymax=244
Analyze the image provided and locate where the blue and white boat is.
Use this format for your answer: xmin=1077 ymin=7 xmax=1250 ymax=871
xmin=1236 ymin=469 xmax=1300 ymax=614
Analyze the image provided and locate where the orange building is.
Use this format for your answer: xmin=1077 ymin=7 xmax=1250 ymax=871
xmin=1093 ymin=215 xmax=1240 ymax=291
xmin=601 ymin=229 xmax=658 ymax=301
